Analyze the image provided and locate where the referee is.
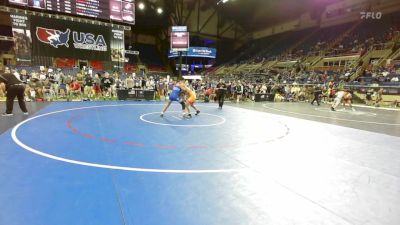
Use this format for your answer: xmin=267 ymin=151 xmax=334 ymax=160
xmin=0 ymin=72 xmax=28 ymax=116
xmin=216 ymin=79 xmax=227 ymax=109
xmin=311 ymin=85 xmax=322 ymax=106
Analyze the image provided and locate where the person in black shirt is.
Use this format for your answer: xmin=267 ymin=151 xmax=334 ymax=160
xmin=84 ymin=74 xmax=94 ymax=98
xmin=101 ymin=72 xmax=114 ymax=98
xmin=141 ymin=78 xmax=147 ymax=89
xmin=216 ymin=79 xmax=227 ymax=109
xmin=48 ymin=70 xmax=56 ymax=84
xmin=311 ymin=85 xmax=322 ymax=106
xmin=235 ymin=81 xmax=243 ymax=103
xmin=19 ymin=69 xmax=30 ymax=84
xmin=0 ymin=72 xmax=28 ymax=116
xmin=365 ymin=88 xmax=373 ymax=106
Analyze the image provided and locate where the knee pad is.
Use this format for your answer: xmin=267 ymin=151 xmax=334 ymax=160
xmin=180 ymin=101 xmax=186 ymax=110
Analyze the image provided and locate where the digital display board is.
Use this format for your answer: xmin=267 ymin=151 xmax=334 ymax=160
xmin=171 ymin=26 xmax=189 ymax=51
xmin=8 ymin=0 xmax=135 ymax=24
xmin=169 ymin=47 xmax=217 ymax=58
xmin=171 ymin=26 xmax=187 ymax=32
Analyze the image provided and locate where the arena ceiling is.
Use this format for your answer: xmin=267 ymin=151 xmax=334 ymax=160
xmin=196 ymin=0 xmax=312 ymax=30
xmin=219 ymin=0 xmax=338 ymax=30
xmin=142 ymin=0 xmax=338 ymax=31
xmin=131 ymin=0 xmax=340 ymax=41
xmin=0 ymin=0 xmax=338 ymax=37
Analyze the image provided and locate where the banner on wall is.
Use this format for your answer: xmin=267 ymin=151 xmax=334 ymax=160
xmin=90 ymin=60 xmax=105 ymax=70
xmin=30 ymin=15 xmax=111 ymax=60
xmin=54 ymin=58 xmax=76 ymax=68
xmin=111 ymin=29 xmax=125 ymax=62
xmin=10 ymin=12 xmax=32 ymax=65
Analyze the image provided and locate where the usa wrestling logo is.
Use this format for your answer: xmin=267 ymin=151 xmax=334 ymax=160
xmin=36 ymin=27 xmax=70 ymax=48
xmin=35 ymin=26 xmax=107 ymax=51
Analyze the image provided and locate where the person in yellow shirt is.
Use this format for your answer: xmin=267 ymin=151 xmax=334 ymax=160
xmin=185 ymin=88 xmax=200 ymax=118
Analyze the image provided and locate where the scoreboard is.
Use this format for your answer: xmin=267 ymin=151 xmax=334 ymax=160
xmin=8 ymin=0 xmax=135 ymax=24
xmin=170 ymin=26 xmax=189 ymax=51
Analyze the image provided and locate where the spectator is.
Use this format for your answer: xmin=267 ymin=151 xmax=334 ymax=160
xmin=126 ymin=75 xmax=134 ymax=89
xmin=101 ymin=72 xmax=114 ymax=98
xmin=27 ymin=73 xmax=44 ymax=100
xmin=375 ymin=88 xmax=384 ymax=107
xmin=84 ymin=74 xmax=94 ymax=98
xmin=93 ymin=73 xmax=102 ymax=99
xmin=68 ymin=79 xmax=82 ymax=100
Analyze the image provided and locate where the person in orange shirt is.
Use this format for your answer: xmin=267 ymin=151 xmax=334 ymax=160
xmin=68 ymin=79 xmax=82 ymax=100
xmin=185 ymin=88 xmax=200 ymax=118
xmin=342 ymin=90 xmax=354 ymax=109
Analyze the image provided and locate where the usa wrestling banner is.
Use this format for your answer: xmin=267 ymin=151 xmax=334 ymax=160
xmin=111 ymin=29 xmax=125 ymax=62
xmin=10 ymin=12 xmax=32 ymax=65
xmin=30 ymin=15 xmax=111 ymax=60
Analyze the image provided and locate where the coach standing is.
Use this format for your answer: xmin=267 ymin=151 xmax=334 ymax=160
xmin=0 ymin=72 xmax=28 ymax=116
xmin=311 ymin=85 xmax=322 ymax=106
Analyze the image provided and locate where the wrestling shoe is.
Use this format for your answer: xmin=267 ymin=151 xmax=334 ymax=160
xmin=195 ymin=110 xmax=200 ymax=115
xmin=331 ymin=107 xmax=335 ymax=111
xmin=183 ymin=114 xmax=192 ymax=119
xmin=23 ymin=112 xmax=29 ymax=115
xmin=2 ymin=113 xmax=13 ymax=116
xmin=160 ymin=112 xmax=164 ymax=117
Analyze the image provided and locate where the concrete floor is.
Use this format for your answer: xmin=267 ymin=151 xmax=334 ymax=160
xmin=0 ymin=102 xmax=50 ymax=134
xmin=231 ymin=102 xmax=400 ymax=137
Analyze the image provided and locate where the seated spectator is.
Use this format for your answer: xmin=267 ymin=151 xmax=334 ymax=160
xmin=65 ymin=75 xmax=73 ymax=95
xmin=19 ymin=69 xmax=29 ymax=84
xmin=125 ymin=75 xmax=134 ymax=89
xmin=26 ymin=73 xmax=44 ymax=100
xmin=274 ymin=93 xmax=285 ymax=102
xmin=374 ymin=88 xmax=384 ymax=107
xmin=68 ymin=80 xmax=82 ymax=100
xmin=42 ymin=79 xmax=55 ymax=101
xmin=393 ymin=100 xmax=399 ymax=108
xmin=39 ymin=71 xmax=47 ymax=81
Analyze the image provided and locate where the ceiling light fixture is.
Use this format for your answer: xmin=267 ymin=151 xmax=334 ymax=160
xmin=138 ymin=2 xmax=145 ymax=10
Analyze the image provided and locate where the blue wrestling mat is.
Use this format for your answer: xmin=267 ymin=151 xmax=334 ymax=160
xmin=1 ymin=101 xmax=399 ymax=225
xmin=0 ymin=102 xmax=289 ymax=225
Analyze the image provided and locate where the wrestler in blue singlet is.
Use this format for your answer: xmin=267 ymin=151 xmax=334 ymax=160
xmin=169 ymin=85 xmax=182 ymax=102
xmin=161 ymin=82 xmax=187 ymax=117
